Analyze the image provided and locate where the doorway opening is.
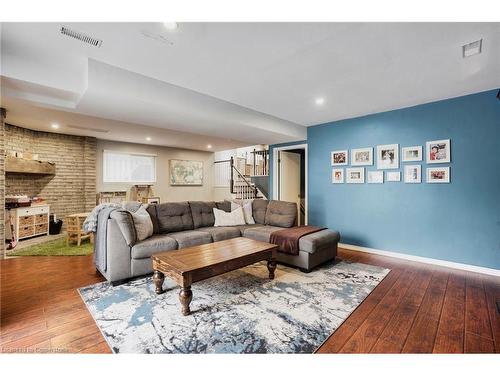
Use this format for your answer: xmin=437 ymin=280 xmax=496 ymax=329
xmin=273 ymin=144 xmax=307 ymax=225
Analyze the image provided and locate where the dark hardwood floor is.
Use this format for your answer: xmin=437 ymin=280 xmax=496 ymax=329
xmin=1 ymin=248 xmax=499 ymax=354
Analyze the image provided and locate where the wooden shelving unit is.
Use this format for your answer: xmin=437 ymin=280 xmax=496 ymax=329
xmin=5 ymin=156 xmax=56 ymax=175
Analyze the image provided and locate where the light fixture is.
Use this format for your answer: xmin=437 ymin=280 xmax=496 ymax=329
xmin=207 ymin=144 xmax=213 ymax=149
xmin=51 ymin=123 xmax=60 ymax=129
xmin=462 ymin=39 xmax=482 ymax=58
xmin=146 ymin=136 xmax=152 ymax=141
xmin=315 ymin=97 xmax=325 ymax=106
xmin=163 ymin=22 xmax=178 ymax=31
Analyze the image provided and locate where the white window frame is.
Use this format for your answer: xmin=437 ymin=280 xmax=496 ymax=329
xmin=103 ymin=150 xmax=157 ymax=184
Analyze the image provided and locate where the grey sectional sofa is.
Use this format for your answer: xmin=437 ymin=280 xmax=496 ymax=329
xmin=95 ymin=200 xmax=340 ymax=283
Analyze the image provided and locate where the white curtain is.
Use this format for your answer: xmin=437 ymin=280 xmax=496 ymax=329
xmin=103 ymin=151 xmax=156 ymax=183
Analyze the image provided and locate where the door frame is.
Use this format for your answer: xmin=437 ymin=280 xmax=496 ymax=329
xmin=272 ymin=143 xmax=308 ymax=225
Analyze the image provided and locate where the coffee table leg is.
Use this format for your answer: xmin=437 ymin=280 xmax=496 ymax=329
xmin=153 ymin=270 xmax=165 ymax=294
xmin=179 ymin=286 xmax=193 ymax=316
xmin=267 ymin=259 xmax=277 ymax=280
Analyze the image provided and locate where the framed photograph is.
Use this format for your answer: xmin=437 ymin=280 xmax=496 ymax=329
xmin=346 ymin=168 xmax=365 ymax=184
xmin=404 ymin=165 xmax=421 ymax=183
xmin=351 ymin=147 xmax=373 ymax=166
xmin=402 ymin=146 xmax=423 ymax=162
xmin=170 ymin=159 xmax=203 ymax=185
xmin=427 ymin=167 xmax=450 ymax=183
xmin=332 ymin=168 xmax=344 ymax=184
xmin=146 ymin=197 xmax=160 ymax=204
xmin=426 ymin=139 xmax=451 ymax=163
xmin=376 ymin=144 xmax=399 ymax=169
xmin=386 ymin=171 xmax=401 ymax=182
xmin=331 ymin=150 xmax=348 ymax=166
xmin=367 ymin=171 xmax=384 ymax=184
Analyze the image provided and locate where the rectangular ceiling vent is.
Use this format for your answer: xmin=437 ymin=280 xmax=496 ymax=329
xmin=67 ymin=124 xmax=109 ymax=133
xmin=60 ymin=26 xmax=102 ymax=48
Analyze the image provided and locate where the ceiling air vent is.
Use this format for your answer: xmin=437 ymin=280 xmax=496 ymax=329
xmin=60 ymin=26 xmax=102 ymax=48
xmin=67 ymin=125 xmax=109 ymax=133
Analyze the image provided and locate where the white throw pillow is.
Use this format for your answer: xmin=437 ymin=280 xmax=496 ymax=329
xmin=213 ymin=207 xmax=246 ymax=227
xmin=131 ymin=206 xmax=154 ymax=241
xmin=231 ymin=200 xmax=255 ymax=225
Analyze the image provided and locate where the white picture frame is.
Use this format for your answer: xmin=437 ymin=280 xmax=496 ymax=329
xmin=386 ymin=171 xmax=401 ymax=182
xmin=331 ymin=150 xmax=348 ymax=166
xmin=376 ymin=144 xmax=399 ymax=169
xmin=346 ymin=167 xmax=365 ymax=184
xmin=351 ymin=147 xmax=373 ymax=166
xmin=332 ymin=168 xmax=344 ymax=184
xmin=426 ymin=139 xmax=451 ymax=164
xmin=367 ymin=171 xmax=384 ymax=184
xmin=404 ymin=165 xmax=421 ymax=183
xmin=402 ymin=146 xmax=423 ymax=162
xmin=427 ymin=167 xmax=450 ymax=183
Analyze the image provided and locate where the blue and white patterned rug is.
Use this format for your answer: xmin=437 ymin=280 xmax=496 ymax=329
xmin=78 ymin=260 xmax=389 ymax=353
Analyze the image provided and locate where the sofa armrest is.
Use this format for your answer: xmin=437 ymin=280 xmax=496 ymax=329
xmin=103 ymin=218 xmax=132 ymax=283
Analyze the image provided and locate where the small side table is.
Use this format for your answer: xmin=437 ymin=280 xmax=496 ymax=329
xmin=66 ymin=212 xmax=92 ymax=246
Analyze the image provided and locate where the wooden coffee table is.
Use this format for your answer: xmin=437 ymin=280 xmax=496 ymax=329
xmin=151 ymin=237 xmax=278 ymax=316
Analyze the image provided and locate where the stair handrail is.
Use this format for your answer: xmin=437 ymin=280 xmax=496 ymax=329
xmin=230 ymin=157 xmax=258 ymax=198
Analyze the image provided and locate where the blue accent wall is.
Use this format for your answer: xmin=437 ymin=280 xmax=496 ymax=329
xmin=307 ymin=89 xmax=500 ymax=270
xmin=269 ymin=140 xmax=307 ymax=200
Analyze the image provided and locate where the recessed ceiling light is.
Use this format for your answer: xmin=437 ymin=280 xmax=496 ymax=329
xmin=207 ymin=144 xmax=213 ymax=149
xmin=163 ymin=22 xmax=178 ymax=31
xmin=315 ymin=97 xmax=325 ymax=106
xmin=51 ymin=123 xmax=60 ymax=129
xmin=462 ymin=39 xmax=482 ymax=58
xmin=146 ymin=136 xmax=152 ymax=141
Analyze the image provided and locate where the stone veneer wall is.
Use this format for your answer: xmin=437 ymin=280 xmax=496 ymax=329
xmin=0 ymin=109 xmax=5 ymax=257
xmin=4 ymin=124 xmax=97 ymax=231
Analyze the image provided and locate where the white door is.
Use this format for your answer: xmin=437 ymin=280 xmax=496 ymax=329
xmin=279 ymin=151 xmax=301 ymax=224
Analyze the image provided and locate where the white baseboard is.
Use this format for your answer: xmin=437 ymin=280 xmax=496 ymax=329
xmin=339 ymin=243 xmax=500 ymax=277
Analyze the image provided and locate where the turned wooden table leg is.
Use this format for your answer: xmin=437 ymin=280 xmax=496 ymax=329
xmin=153 ymin=270 xmax=165 ymax=294
xmin=179 ymin=286 xmax=193 ymax=316
xmin=267 ymin=259 xmax=277 ymax=280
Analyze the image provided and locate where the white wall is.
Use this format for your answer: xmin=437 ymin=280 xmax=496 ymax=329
xmin=96 ymin=140 xmax=218 ymax=203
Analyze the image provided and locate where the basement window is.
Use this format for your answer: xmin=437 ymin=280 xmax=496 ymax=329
xmin=103 ymin=151 xmax=156 ymax=184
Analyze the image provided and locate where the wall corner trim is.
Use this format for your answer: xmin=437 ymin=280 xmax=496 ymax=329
xmin=339 ymin=243 xmax=500 ymax=277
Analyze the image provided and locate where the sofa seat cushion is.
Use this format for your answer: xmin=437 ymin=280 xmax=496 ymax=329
xmin=131 ymin=235 xmax=178 ymax=259
xmin=189 ymin=201 xmax=216 ymax=228
xmin=243 ymin=225 xmax=283 ymax=242
xmin=265 ymin=200 xmax=297 ymax=228
xmin=195 ymin=226 xmax=241 ymax=242
xmin=299 ymin=230 xmax=341 ymax=254
xmin=167 ymin=230 xmax=213 ymax=249
xmin=157 ymin=202 xmax=194 ymax=233
xmin=234 ymin=224 xmax=265 ymax=236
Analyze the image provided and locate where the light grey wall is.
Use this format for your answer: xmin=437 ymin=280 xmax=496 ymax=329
xmin=96 ymin=140 xmax=219 ymax=203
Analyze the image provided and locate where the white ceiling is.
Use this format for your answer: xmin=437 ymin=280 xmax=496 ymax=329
xmin=1 ymin=22 xmax=499 ymax=150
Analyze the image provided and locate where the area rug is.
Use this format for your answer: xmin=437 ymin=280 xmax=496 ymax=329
xmin=10 ymin=238 xmax=93 ymax=256
xmin=78 ymin=260 xmax=390 ymax=353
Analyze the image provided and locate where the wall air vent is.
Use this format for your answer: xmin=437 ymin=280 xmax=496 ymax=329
xmin=60 ymin=26 xmax=102 ymax=48
xmin=67 ymin=125 xmax=109 ymax=133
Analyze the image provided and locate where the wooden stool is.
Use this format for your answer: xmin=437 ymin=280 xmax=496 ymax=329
xmin=66 ymin=213 xmax=92 ymax=246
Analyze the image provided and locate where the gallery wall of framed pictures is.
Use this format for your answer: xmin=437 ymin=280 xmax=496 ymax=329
xmin=331 ymin=139 xmax=451 ymax=185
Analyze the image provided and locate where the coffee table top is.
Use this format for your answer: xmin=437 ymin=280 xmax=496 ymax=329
xmin=152 ymin=237 xmax=277 ymax=273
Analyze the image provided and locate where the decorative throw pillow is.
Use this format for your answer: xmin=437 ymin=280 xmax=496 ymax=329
xmin=213 ymin=207 xmax=246 ymax=227
xmin=230 ymin=200 xmax=255 ymax=225
xmin=131 ymin=205 xmax=154 ymax=241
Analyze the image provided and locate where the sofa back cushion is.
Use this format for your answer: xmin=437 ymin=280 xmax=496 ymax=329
xmin=215 ymin=200 xmax=231 ymax=213
xmin=264 ymin=200 xmax=297 ymax=228
xmin=252 ymin=199 xmax=269 ymax=224
xmin=156 ymin=202 xmax=194 ymax=233
xmin=110 ymin=210 xmax=137 ymax=246
xmin=189 ymin=201 xmax=216 ymax=229
xmin=146 ymin=204 xmax=160 ymax=234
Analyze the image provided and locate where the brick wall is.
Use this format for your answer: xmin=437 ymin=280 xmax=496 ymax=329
xmin=4 ymin=124 xmax=97 ymax=230
xmin=0 ymin=109 xmax=5 ymax=257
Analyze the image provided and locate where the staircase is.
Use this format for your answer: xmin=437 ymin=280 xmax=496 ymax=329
xmin=214 ymin=149 xmax=269 ymax=200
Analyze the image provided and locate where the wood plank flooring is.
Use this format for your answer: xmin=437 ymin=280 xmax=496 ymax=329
xmin=1 ymin=248 xmax=499 ymax=354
